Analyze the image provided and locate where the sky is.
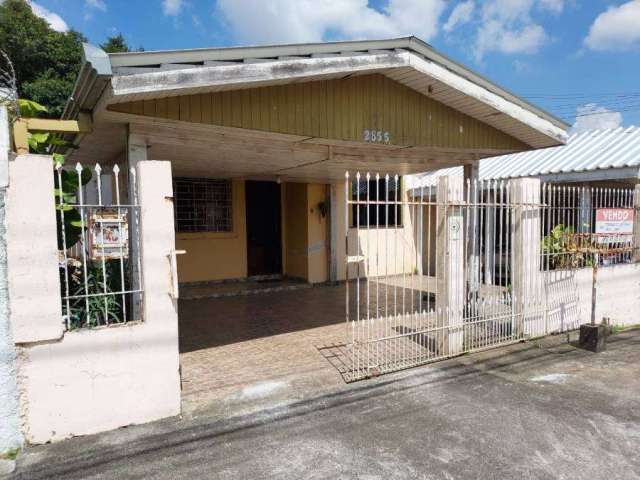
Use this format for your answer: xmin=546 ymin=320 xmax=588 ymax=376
xmin=24 ymin=0 xmax=640 ymax=132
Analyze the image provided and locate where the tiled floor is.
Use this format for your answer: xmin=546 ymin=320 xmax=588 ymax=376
xmin=180 ymin=277 xmax=310 ymax=300
xmin=178 ymin=285 xmax=350 ymax=412
xmin=177 ymin=277 xmax=511 ymax=413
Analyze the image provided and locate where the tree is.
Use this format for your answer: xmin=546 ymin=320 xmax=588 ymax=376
xmin=100 ymin=33 xmax=130 ymax=53
xmin=0 ymin=0 xmax=85 ymax=118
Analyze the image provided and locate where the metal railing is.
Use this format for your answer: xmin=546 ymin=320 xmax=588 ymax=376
xmin=55 ymin=162 xmax=142 ymax=330
xmin=345 ymin=172 xmax=639 ymax=381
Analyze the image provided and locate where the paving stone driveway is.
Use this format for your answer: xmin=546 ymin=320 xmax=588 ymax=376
xmin=178 ymin=285 xmax=350 ymax=412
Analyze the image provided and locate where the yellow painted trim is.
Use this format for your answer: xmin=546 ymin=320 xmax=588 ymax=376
xmin=13 ymin=119 xmax=29 ymax=154
xmin=25 ymin=115 xmax=92 ymax=134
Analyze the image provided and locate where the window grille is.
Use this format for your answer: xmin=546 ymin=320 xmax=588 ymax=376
xmin=351 ymin=175 xmax=402 ymax=228
xmin=173 ymin=178 xmax=232 ymax=233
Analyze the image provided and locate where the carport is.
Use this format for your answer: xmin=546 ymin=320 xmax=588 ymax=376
xmin=62 ymin=37 xmax=567 ymax=411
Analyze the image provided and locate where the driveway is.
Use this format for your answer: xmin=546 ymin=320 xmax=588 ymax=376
xmin=10 ymin=328 xmax=640 ymax=480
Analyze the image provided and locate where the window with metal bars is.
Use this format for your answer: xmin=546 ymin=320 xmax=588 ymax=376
xmin=351 ymin=176 xmax=402 ymax=228
xmin=173 ymin=178 xmax=233 ymax=233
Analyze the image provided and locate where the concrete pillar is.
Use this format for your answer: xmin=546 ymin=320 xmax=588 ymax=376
xmin=0 ymin=105 xmax=22 ymax=455
xmin=464 ymin=163 xmax=480 ymax=302
xmin=127 ymin=133 xmax=147 ymax=319
xmin=329 ymin=183 xmax=339 ymax=283
xmin=436 ymin=176 xmax=464 ymax=356
xmin=510 ymin=178 xmax=543 ymax=338
xmin=7 ymin=155 xmax=63 ymax=343
xmin=136 ymin=160 xmax=181 ymax=411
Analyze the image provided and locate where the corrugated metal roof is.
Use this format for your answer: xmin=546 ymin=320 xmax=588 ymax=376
xmin=407 ymin=126 xmax=640 ymax=189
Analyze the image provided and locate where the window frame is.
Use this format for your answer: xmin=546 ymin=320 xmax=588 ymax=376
xmin=172 ymin=177 xmax=233 ymax=234
xmin=351 ymin=176 xmax=403 ymax=229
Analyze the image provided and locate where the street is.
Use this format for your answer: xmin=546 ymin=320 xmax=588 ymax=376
xmin=10 ymin=329 xmax=640 ymax=479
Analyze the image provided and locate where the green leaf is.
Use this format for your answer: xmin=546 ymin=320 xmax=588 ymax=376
xmin=52 ymin=153 xmax=66 ymax=165
xmin=18 ymin=98 xmax=48 ymax=117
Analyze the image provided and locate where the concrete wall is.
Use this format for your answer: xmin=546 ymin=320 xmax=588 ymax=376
xmin=283 ymin=183 xmax=309 ymax=280
xmin=335 ymin=180 xmax=417 ymax=281
xmin=7 ymin=156 xmax=63 ymax=343
xmin=307 ymin=184 xmax=328 ymax=284
xmin=546 ymin=263 xmax=640 ymax=332
xmin=176 ymin=179 xmax=247 ymax=283
xmin=11 ymin=159 xmax=181 ymax=444
xmin=0 ymin=106 xmax=22 ymax=454
xmin=282 ymin=182 xmax=329 ymax=283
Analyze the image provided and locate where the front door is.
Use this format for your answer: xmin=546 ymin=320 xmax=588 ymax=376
xmin=245 ymin=181 xmax=282 ymax=276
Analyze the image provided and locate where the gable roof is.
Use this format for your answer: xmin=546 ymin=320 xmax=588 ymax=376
xmin=63 ymin=36 xmax=568 ymax=149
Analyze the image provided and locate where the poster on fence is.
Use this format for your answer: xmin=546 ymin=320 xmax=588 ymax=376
xmin=595 ymin=208 xmax=634 ymax=244
xmin=89 ymin=209 xmax=129 ymax=260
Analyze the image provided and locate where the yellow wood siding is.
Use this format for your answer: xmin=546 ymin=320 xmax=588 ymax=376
xmin=109 ymin=74 xmax=525 ymax=150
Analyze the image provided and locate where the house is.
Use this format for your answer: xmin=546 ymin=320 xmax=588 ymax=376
xmin=407 ymin=126 xmax=640 ymax=189
xmin=62 ymin=36 xmax=567 ymax=287
xmin=8 ymin=36 xmax=571 ymax=443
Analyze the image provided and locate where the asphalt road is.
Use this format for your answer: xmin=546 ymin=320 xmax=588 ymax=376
xmin=10 ymin=329 xmax=640 ymax=480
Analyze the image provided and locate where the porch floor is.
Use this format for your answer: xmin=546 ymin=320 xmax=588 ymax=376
xmin=178 ymin=285 xmax=349 ymax=413
xmin=180 ymin=276 xmax=310 ymax=300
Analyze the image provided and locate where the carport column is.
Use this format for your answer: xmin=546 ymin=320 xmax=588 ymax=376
xmin=510 ymin=178 xmax=543 ymax=338
xmin=127 ymin=133 xmax=147 ymax=320
xmin=634 ymin=185 xmax=640 ymax=263
xmin=136 ymin=160 xmax=181 ymax=413
xmin=329 ymin=183 xmax=339 ymax=283
xmin=436 ymin=176 xmax=464 ymax=356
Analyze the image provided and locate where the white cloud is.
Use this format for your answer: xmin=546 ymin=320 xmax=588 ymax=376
xmin=538 ymin=0 xmax=563 ymax=14
xmin=27 ymin=1 xmax=68 ymax=32
xmin=571 ymin=103 xmax=623 ymax=134
xmin=216 ymin=0 xmax=446 ymax=44
xmin=85 ymin=0 xmax=107 ymax=11
xmin=473 ymin=0 xmax=552 ymax=61
xmin=444 ymin=0 xmax=474 ymax=33
xmin=584 ymin=1 xmax=640 ymax=52
xmin=162 ymin=0 xmax=183 ymax=16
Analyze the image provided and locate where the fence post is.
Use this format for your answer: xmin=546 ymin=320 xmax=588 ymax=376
xmin=510 ymin=178 xmax=543 ymax=338
xmin=634 ymin=185 xmax=640 ymax=263
xmin=436 ymin=176 xmax=464 ymax=356
xmin=136 ymin=160 xmax=181 ymax=414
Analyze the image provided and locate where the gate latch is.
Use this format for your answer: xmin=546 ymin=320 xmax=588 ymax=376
xmin=168 ymin=250 xmax=187 ymax=299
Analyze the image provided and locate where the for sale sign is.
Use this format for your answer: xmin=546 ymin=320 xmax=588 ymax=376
xmin=595 ymin=208 xmax=634 ymax=243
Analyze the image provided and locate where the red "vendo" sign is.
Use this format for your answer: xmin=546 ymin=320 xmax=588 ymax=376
xmin=595 ymin=208 xmax=634 ymax=235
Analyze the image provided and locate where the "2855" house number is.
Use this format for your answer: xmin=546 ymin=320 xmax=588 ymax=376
xmin=363 ymin=129 xmax=390 ymax=144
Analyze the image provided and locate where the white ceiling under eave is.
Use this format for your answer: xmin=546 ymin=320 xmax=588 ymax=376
xmin=104 ymin=49 xmax=568 ymax=151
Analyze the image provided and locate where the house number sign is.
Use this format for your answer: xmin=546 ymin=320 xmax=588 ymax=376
xmin=363 ymin=129 xmax=390 ymax=144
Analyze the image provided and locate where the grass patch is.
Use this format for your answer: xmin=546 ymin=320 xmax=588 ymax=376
xmin=609 ymin=323 xmax=640 ymax=335
xmin=0 ymin=447 xmax=19 ymax=461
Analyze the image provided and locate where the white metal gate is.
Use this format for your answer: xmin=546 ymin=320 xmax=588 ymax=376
xmin=345 ymin=171 xmax=639 ymax=381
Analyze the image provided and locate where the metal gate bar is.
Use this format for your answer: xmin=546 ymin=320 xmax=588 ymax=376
xmin=345 ymin=172 xmax=639 ymax=381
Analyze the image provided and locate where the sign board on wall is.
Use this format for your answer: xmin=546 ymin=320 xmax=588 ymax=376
xmin=595 ymin=208 xmax=634 ymax=243
xmin=89 ymin=209 xmax=129 ymax=260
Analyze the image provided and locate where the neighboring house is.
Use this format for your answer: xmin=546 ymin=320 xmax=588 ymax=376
xmin=7 ymin=36 xmax=570 ymax=444
xmin=407 ymin=126 xmax=640 ymax=189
